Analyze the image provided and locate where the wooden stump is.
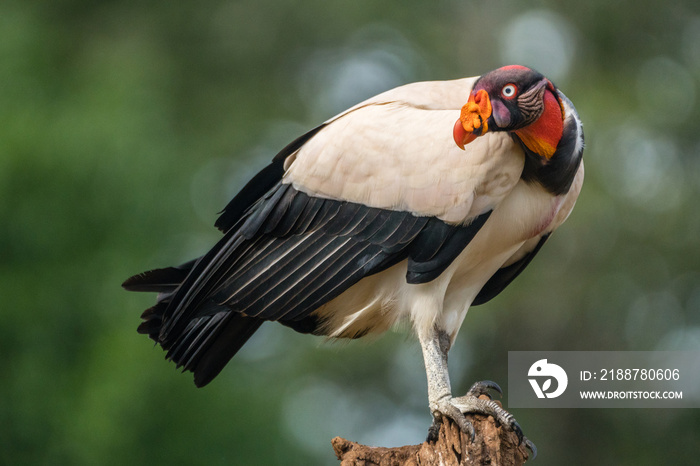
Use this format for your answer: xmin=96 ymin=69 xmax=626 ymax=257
xmin=332 ymin=401 xmax=531 ymax=466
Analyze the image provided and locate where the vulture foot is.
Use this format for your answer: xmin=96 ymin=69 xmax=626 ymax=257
xmin=427 ymin=380 xmax=537 ymax=459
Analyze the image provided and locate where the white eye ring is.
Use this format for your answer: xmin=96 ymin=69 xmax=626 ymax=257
xmin=502 ymin=84 xmax=517 ymax=99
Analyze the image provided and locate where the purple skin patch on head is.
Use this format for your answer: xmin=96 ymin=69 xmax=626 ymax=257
xmin=491 ymin=99 xmax=511 ymax=128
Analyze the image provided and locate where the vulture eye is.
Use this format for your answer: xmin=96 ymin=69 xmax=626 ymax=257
xmin=501 ymin=84 xmax=517 ymax=99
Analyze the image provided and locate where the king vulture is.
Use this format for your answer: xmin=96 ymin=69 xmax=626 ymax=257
xmin=124 ymin=65 xmax=584 ymax=454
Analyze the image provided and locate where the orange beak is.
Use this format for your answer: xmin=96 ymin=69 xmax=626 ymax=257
xmin=453 ymin=89 xmax=492 ymax=150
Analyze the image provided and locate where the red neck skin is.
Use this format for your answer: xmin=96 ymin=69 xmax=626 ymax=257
xmin=515 ymin=89 xmax=564 ymax=159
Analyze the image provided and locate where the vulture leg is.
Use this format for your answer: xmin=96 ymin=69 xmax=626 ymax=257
xmin=419 ymin=327 xmax=537 ymax=458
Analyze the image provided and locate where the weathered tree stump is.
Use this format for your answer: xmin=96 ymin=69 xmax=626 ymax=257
xmin=332 ymin=398 xmax=531 ymax=465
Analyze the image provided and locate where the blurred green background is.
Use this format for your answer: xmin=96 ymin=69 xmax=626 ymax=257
xmin=2 ymin=0 xmax=699 ymax=464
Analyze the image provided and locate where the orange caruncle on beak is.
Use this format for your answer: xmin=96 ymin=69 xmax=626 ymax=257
xmin=453 ymin=89 xmax=492 ymax=150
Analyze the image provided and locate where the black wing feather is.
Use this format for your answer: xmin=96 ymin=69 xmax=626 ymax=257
xmin=191 ymin=314 xmax=263 ymax=387
xmin=165 ymin=185 xmax=489 ymax=333
xmin=406 ymin=211 xmax=492 ymax=284
xmin=128 ymin=179 xmax=491 ymax=386
xmin=215 ymin=124 xmax=326 ymax=233
xmin=270 ymin=187 xmax=310 ymax=236
xmin=472 ymin=234 xmax=550 ymax=306
xmin=122 ymin=259 xmax=197 ymax=292
xmin=290 ymin=195 xmax=326 ymax=233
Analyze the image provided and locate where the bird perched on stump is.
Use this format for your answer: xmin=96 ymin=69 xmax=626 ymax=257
xmin=124 ymin=65 xmax=584 ymax=456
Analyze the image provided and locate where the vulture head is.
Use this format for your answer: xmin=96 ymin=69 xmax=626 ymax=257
xmin=454 ymin=65 xmax=565 ymax=159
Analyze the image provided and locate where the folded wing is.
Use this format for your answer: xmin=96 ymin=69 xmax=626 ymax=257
xmin=124 ymin=77 xmax=527 ymax=386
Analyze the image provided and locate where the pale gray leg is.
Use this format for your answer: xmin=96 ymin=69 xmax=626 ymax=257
xmin=418 ymin=326 xmax=537 ymax=458
xmin=419 ymin=326 xmax=475 ymax=441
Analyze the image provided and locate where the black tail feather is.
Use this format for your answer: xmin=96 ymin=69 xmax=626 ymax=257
xmin=122 ymin=259 xmax=198 ymax=292
xmin=128 ymin=258 xmax=264 ymax=387
xmin=126 ymin=130 xmax=329 ymax=386
xmin=136 ymin=302 xmax=167 ymax=340
xmin=191 ymin=314 xmax=264 ymax=387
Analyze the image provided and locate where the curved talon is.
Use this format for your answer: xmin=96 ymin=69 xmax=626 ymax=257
xmin=467 ymin=380 xmax=503 ymax=399
xmin=430 ymin=399 xmax=476 ymax=443
xmin=465 ymin=420 xmax=475 ymax=443
xmin=497 ymin=409 xmax=538 ymax=460
xmin=426 ymin=417 xmax=441 ymax=443
xmin=508 ymin=418 xmax=524 ymax=443
xmin=432 ymin=389 xmax=535 ymax=459
xmin=524 ymin=437 xmax=538 ymax=460
xmin=429 ymin=399 xmax=536 ymax=459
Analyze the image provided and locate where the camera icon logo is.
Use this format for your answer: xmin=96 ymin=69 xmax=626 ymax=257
xmin=528 ymin=359 xmax=568 ymax=399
